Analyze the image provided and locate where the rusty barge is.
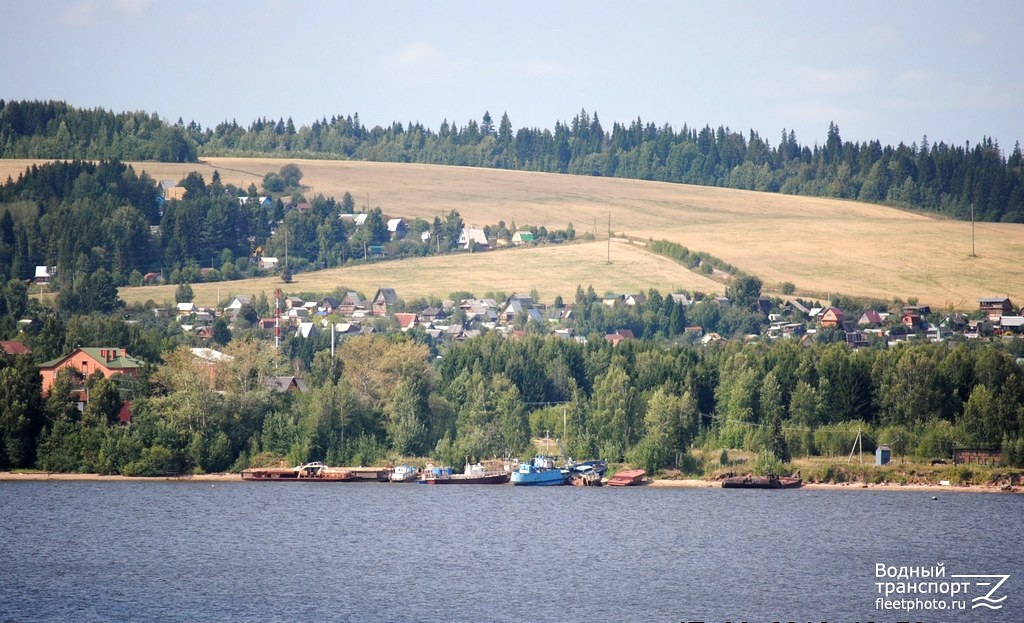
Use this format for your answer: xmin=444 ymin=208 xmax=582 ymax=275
xmin=240 ymin=462 xmax=355 ymax=482
xmin=720 ymin=474 xmax=802 ymax=489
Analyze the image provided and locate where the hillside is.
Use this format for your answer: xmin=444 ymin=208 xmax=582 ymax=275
xmin=2 ymin=157 xmax=1021 ymax=307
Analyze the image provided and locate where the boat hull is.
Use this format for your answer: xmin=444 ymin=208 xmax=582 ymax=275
xmin=509 ymin=470 xmax=568 ymax=486
xmin=569 ymin=471 xmax=602 ymax=486
xmin=241 ymin=465 xmax=354 ymax=482
xmin=721 ymin=475 xmax=802 ymax=489
xmin=421 ymin=472 xmax=510 ymax=485
xmin=606 ymin=469 xmax=646 ymax=486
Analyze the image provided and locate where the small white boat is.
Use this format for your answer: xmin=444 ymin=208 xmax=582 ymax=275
xmin=389 ymin=464 xmax=420 ymax=482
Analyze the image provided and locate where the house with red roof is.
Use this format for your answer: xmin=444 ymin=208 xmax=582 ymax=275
xmin=1 ymin=341 xmax=31 ymax=356
xmin=820 ymin=307 xmax=846 ymax=328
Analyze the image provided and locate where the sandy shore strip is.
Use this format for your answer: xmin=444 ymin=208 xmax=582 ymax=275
xmin=1 ymin=471 xmax=1017 ymax=492
xmin=647 ymin=479 xmax=1017 ymax=493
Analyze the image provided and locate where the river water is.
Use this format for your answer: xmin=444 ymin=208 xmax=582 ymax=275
xmin=1 ymin=481 xmax=1020 ymax=623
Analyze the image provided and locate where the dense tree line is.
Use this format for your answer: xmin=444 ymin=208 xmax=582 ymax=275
xmin=0 ymin=100 xmax=195 ymax=162
xmin=3 ymin=100 xmax=1022 ymax=221
xmin=3 ymin=313 xmax=1023 ymax=475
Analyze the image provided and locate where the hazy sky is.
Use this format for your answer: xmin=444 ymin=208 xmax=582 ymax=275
xmin=3 ymin=0 xmax=1022 ymax=150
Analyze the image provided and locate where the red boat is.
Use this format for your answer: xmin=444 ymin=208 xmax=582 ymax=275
xmin=721 ymin=474 xmax=802 ymax=489
xmin=241 ymin=462 xmax=355 ymax=482
xmin=606 ymin=469 xmax=645 ymax=486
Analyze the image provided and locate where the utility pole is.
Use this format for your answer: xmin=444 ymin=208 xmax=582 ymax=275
xmin=970 ymin=202 xmax=977 ymax=257
xmin=606 ymin=212 xmax=612 ymax=264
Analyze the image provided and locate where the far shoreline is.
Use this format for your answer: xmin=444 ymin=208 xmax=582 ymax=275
xmin=1 ymin=471 xmax=1018 ymax=493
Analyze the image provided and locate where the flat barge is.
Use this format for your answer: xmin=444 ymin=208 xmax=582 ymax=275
xmin=241 ymin=462 xmax=354 ymax=482
xmin=721 ymin=475 xmax=802 ymax=489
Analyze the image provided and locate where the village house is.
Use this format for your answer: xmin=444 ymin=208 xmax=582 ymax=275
xmin=318 ymin=297 xmax=339 ymax=314
xmin=979 ymin=297 xmax=1014 ymax=322
xmin=819 ymin=307 xmax=846 ymax=328
xmin=265 ymin=376 xmax=309 ymax=394
xmin=459 ymin=299 xmax=498 ymax=324
xmin=858 ymin=310 xmax=884 ymax=325
xmin=224 ymin=295 xmax=252 ymax=312
xmin=901 ymin=311 xmax=924 ymax=331
xmin=372 ymin=287 xmax=400 ymax=316
xmin=34 ymin=266 xmax=56 ymax=284
xmin=670 ymin=293 xmax=693 ymax=307
xmin=458 ymin=227 xmax=489 ymax=251
xmin=604 ymin=329 xmax=636 ymax=347
xmin=511 ymin=230 xmax=534 ymax=245
xmin=39 ymin=348 xmax=143 ymax=397
xmin=1 ymin=341 xmax=31 ymax=356
xmin=337 ymin=292 xmax=365 ymax=316
xmin=999 ymin=316 xmax=1024 ymax=334
xmin=419 ymin=307 xmax=447 ymax=323
xmin=394 ymin=312 xmax=419 ymax=331
xmin=387 ymin=218 xmax=408 ymax=240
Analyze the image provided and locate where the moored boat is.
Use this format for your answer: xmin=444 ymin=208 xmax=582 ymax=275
xmin=721 ymin=474 xmax=802 ymax=489
xmin=418 ymin=463 xmax=510 ymax=485
xmin=241 ymin=461 xmax=355 ymax=481
xmin=389 ymin=464 xmax=420 ymax=483
xmin=569 ymin=467 xmax=602 ymax=486
xmin=606 ymin=469 xmax=646 ymax=486
xmin=509 ymin=456 xmax=569 ymax=486
xmin=568 ymin=459 xmax=608 ymax=477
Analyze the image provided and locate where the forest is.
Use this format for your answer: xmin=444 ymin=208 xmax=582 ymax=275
xmin=2 ymin=99 xmax=1022 ymax=222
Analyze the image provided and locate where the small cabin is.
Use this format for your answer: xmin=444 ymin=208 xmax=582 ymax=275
xmin=952 ymin=448 xmax=1001 ymax=466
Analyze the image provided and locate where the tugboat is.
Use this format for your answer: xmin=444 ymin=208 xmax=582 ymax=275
xmin=509 ymin=456 xmax=569 ymax=486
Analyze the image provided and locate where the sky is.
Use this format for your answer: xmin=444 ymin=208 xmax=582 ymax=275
xmin=3 ymin=0 xmax=1023 ymax=150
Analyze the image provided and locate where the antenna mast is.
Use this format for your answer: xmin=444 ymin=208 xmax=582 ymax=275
xmin=275 ymin=288 xmax=281 ymax=351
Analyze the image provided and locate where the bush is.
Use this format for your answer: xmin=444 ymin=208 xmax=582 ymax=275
xmin=122 ymin=445 xmax=180 ymax=476
xmin=752 ymin=450 xmax=783 ymax=476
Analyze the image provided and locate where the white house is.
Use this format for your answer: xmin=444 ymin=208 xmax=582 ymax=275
xmin=458 ymin=228 xmax=489 ymax=250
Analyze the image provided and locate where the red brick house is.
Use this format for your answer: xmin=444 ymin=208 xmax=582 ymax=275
xmin=39 ymin=348 xmax=143 ymax=396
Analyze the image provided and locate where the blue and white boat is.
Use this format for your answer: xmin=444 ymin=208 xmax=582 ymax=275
xmin=389 ymin=464 xmax=420 ymax=482
xmin=509 ymin=456 xmax=569 ymax=486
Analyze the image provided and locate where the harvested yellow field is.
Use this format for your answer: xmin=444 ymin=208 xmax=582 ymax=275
xmin=3 ymin=157 xmax=1022 ymax=308
xmin=117 ymin=239 xmax=722 ymax=309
